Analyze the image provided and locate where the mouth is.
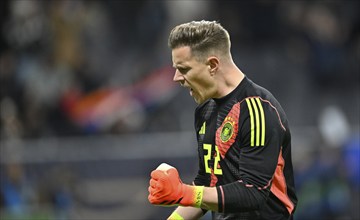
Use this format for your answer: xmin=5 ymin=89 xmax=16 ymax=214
xmin=189 ymin=88 xmax=193 ymax=96
xmin=179 ymin=82 xmax=195 ymax=97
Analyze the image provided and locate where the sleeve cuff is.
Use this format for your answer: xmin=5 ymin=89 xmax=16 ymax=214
xmin=216 ymin=185 xmax=224 ymax=212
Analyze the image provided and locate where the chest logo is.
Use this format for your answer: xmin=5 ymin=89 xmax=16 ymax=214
xmin=216 ymin=103 xmax=240 ymax=158
xmin=220 ymin=118 xmax=234 ymax=142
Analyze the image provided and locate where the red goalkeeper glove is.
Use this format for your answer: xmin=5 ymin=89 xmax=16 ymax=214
xmin=148 ymin=163 xmax=204 ymax=207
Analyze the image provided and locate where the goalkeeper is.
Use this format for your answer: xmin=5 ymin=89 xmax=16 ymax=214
xmin=148 ymin=20 xmax=297 ymax=220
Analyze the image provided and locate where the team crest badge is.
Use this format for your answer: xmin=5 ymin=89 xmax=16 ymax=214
xmin=220 ymin=117 xmax=235 ymax=142
xmin=216 ymin=103 xmax=240 ymax=158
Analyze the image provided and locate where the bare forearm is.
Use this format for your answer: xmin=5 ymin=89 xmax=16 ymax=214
xmin=200 ymin=187 xmax=219 ymax=212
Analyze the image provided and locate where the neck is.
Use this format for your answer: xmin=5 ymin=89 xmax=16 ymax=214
xmin=214 ymin=61 xmax=244 ymax=99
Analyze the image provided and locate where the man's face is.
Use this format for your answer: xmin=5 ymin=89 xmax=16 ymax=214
xmin=172 ymin=46 xmax=214 ymax=104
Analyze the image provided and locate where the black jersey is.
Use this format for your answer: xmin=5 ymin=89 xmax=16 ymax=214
xmin=193 ymin=76 xmax=297 ymax=220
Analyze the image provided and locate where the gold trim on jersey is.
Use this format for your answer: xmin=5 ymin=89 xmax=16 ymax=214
xmin=246 ymin=97 xmax=266 ymax=146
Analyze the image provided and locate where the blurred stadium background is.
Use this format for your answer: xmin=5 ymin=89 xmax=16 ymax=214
xmin=0 ymin=0 xmax=359 ymax=220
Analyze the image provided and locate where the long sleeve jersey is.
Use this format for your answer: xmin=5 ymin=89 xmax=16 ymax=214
xmin=193 ymin=76 xmax=297 ymax=220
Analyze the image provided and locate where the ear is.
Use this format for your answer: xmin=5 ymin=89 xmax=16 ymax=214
xmin=206 ymin=56 xmax=219 ymax=76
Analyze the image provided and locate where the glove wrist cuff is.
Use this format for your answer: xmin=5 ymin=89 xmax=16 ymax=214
xmin=182 ymin=185 xmax=204 ymax=208
xmin=168 ymin=211 xmax=184 ymax=220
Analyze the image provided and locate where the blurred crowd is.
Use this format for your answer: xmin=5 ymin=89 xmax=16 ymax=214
xmin=0 ymin=0 xmax=359 ymax=219
xmin=1 ymin=0 xmax=359 ymax=139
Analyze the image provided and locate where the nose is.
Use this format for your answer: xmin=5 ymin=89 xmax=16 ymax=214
xmin=173 ymin=70 xmax=184 ymax=83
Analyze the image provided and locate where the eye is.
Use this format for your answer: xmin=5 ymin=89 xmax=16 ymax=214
xmin=178 ymin=67 xmax=190 ymax=74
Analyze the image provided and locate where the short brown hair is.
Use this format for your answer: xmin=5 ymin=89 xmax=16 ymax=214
xmin=168 ymin=20 xmax=231 ymax=60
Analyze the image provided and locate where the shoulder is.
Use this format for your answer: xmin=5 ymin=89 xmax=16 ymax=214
xmin=239 ymin=78 xmax=284 ymax=112
xmin=237 ymin=78 xmax=289 ymax=130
